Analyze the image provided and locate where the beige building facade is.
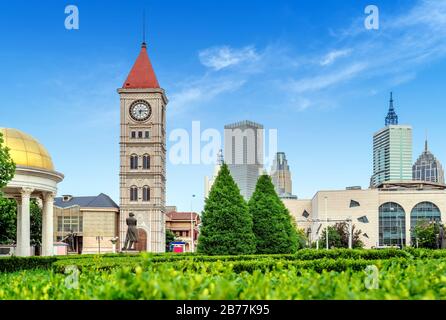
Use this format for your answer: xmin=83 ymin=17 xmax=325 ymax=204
xmin=283 ymin=182 xmax=446 ymax=248
xmin=118 ymin=43 xmax=167 ymax=253
xmin=54 ymin=194 xmax=119 ymax=254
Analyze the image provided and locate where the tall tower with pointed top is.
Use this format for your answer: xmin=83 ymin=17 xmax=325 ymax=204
xmin=371 ymin=93 xmax=412 ymax=188
xmin=413 ymin=139 xmax=445 ymax=184
xmin=385 ymin=92 xmax=399 ymax=126
xmin=118 ymin=42 xmax=167 ymax=252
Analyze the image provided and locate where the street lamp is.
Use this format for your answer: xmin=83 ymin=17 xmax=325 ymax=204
xmin=325 ymin=197 xmax=329 ymax=250
xmin=96 ymin=236 xmax=103 ymax=254
xmin=191 ymin=194 xmax=196 ymax=253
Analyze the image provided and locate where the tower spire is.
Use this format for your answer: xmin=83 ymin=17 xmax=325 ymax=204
xmin=385 ymin=91 xmax=399 ymax=126
xmin=425 ymin=130 xmax=429 ymax=152
xmin=142 ymin=9 xmax=147 ymax=47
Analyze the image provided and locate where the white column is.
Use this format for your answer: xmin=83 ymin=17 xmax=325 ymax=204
xmin=16 ymin=198 xmax=22 ymax=256
xmin=20 ymin=188 xmax=34 ymax=257
xmin=42 ymin=192 xmax=55 ymax=256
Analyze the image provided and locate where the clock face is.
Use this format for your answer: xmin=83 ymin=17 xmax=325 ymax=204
xmin=130 ymin=101 xmax=152 ymax=121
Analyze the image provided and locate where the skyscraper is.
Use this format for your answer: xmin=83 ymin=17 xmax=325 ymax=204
xmin=371 ymin=93 xmax=413 ymax=188
xmin=413 ymin=139 xmax=445 ymax=184
xmin=224 ymin=120 xmax=264 ymax=200
xmin=204 ymin=149 xmax=224 ymax=198
xmin=270 ymin=152 xmax=297 ymax=199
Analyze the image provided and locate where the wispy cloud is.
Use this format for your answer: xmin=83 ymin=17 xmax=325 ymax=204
xmin=289 ymin=63 xmax=367 ymax=94
xmin=169 ymin=76 xmax=246 ymax=115
xmin=170 ymin=0 xmax=446 ymax=115
xmin=320 ymin=49 xmax=352 ymax=66
xmin=199 ymin=46 xmax=260 ymax=71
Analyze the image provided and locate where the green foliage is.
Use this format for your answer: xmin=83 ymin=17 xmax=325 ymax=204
xmin=249 ymin=175 xmax=298 ymax=254
xmin=319 ymin=222 xmax=364 ymax=249
xmin=2 ymin=250 xmax=446 ymax=299
xmin=165 ymin=229 xmax=176 ymax=251
xmin=0 ymin=256 xmax=57 ymax=273
xmin=198 ymin=163 xmax=256 ymax=255
xmin=0 ymin=198 xmax=16 ymax=244
xmin=30 ymin=200 xmax=42 ymax=246
xmin=319 ymin=225 xmax=342 ymax=248
xmin=0 ymin=199 xmax=42 ymax=246
xmin=0 ymin=132 xmax=16 ymax=190
xmin=413 ymin=221 xmax=442 ymax=249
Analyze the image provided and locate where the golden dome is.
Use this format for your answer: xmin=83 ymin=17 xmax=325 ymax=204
xmin=0 ymin=128 xmax=54 ymax=171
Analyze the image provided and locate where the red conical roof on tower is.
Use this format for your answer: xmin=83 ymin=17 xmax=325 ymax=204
xmin=123 ymin=43 xmax=160 ymax=89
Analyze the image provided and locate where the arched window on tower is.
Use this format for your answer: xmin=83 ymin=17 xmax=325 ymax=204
xmin=130 ymin=154 xmax=138 ymax=170
xmin=130 ymin=186 xmax=138 ymax=202
xmin=143 ymin=186 xmax=150 ymax=202
xmin=143 ymin=155 xmax=151 ymax=170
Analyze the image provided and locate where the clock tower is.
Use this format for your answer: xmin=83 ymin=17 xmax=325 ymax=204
xmin=118 ymin=42 xmax=167 ymax=252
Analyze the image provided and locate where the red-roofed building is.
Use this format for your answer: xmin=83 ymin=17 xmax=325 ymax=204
xmin=122 ymin=43 xmax=160 ymax=89
xmin=166 ymin=211 xmax=201 ymax=252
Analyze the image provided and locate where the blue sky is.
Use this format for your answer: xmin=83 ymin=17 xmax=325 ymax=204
xmin=1 ymin=0 xmax=446 ymax=213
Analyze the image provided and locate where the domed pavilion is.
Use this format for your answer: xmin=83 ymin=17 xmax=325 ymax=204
xmin=0 ymin=128 xmax=64 ymax=256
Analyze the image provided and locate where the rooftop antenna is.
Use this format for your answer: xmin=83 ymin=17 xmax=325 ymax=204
xmin=142 ymin=9 xmax=147 ymax=47
xmin=425 ymin=129 xmax=429 ymax=152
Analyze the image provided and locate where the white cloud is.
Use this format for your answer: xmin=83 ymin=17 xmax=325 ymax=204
xmin=289 ymin=63 xmax=367 ymax=94
xmin=199 ymin=46 xmax=260 ymax=71
xmin=320 ymin=49 xmax=352 ymax=66
xmin=169 ymin=77 xmax=246 ymax=115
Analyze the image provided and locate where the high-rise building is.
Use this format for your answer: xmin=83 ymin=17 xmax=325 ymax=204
xmin=204 ymin=149 xmax=224 ymax=198
xmin=371 ymin=93 xmax=413 ymax=188
xmin=224 ymin=120 xmax=264 ymax=200
xmin=413 ymin=139 xmax=445 ymax=184
xmin=270 ymin=152 xmax=297 ymax=199
xmin=118 ymin=42 xmax=167 ymax=252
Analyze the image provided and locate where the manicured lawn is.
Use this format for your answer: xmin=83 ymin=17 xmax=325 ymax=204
xmin=1 ymin=249 xmax=446 ymax=300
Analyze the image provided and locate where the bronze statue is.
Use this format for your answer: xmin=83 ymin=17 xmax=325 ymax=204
xmin=122 ymin=212 xmax=139 ymax=251
xmin=62 ymin=230 xmax=77 ymax=252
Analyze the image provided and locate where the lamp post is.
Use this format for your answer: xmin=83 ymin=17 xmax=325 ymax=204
xmin=191 ymin=194 xmax=196 ymax=253
xmin=96 ymin=236 xmax=103 ymax=254
xmin=325 ymin=197 xmax=329 ymax=250
xmin=348 ymin=217 xmax=353 ymax=249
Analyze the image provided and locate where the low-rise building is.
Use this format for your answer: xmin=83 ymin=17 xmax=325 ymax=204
xmin=283 ymin=181 xmax=446 ymax=248
xmin=54 ymin=193 xmax=119 ymax=254
xmin=165 ymin=211 xmax=200 ymax=252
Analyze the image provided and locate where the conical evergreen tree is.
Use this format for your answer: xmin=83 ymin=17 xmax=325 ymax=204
xmin=249 ymin=175 xmax=299 ymax=254
xmin=198 ymin=163 xmax=256 ymax=255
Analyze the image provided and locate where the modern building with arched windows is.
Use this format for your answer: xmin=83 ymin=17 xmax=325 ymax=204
xmin=283 ymin=181 xmax=446 ymax=248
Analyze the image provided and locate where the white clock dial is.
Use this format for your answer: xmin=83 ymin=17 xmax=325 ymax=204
xmin=130 ymin=101 xmax=152 ymax=121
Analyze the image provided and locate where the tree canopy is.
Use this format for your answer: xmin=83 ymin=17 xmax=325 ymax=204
xmin=248 ymin=174 xmax=298 ymax=254
xmin=0 ymin=132 xmax=15 ymax=190
xmin=198 ymin=163 xmax=256 ymax=255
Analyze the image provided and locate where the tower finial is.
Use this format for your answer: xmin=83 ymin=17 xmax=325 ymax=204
xmin=385 ymin=91 xmax=399 ymax=126
xmin=425 ymin=129 xmax=429 ymax=152
xmin=142 ymin=9 xmax=147 ymax=47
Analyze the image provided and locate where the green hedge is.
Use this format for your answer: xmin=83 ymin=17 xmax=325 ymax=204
xmin=3 ymin=248 xmax=446 ymax=274
xmin=0 ymin=256 xmax=57 ymax=273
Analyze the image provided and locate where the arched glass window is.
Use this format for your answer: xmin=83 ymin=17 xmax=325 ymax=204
xmin=130 ymin=186 xmax=138 ymax=202
xmin=379 ymin=202 xmax=406 ymax=247
xmin=130 ymin=155 xmax=138 ymax=170
xmin=411 ymin=202 xmax=441 ymax=242
xmin=143 ymin=186 xmax=150 ymax=202
xmin=143 ymin=155 xmax=150 ymax=170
